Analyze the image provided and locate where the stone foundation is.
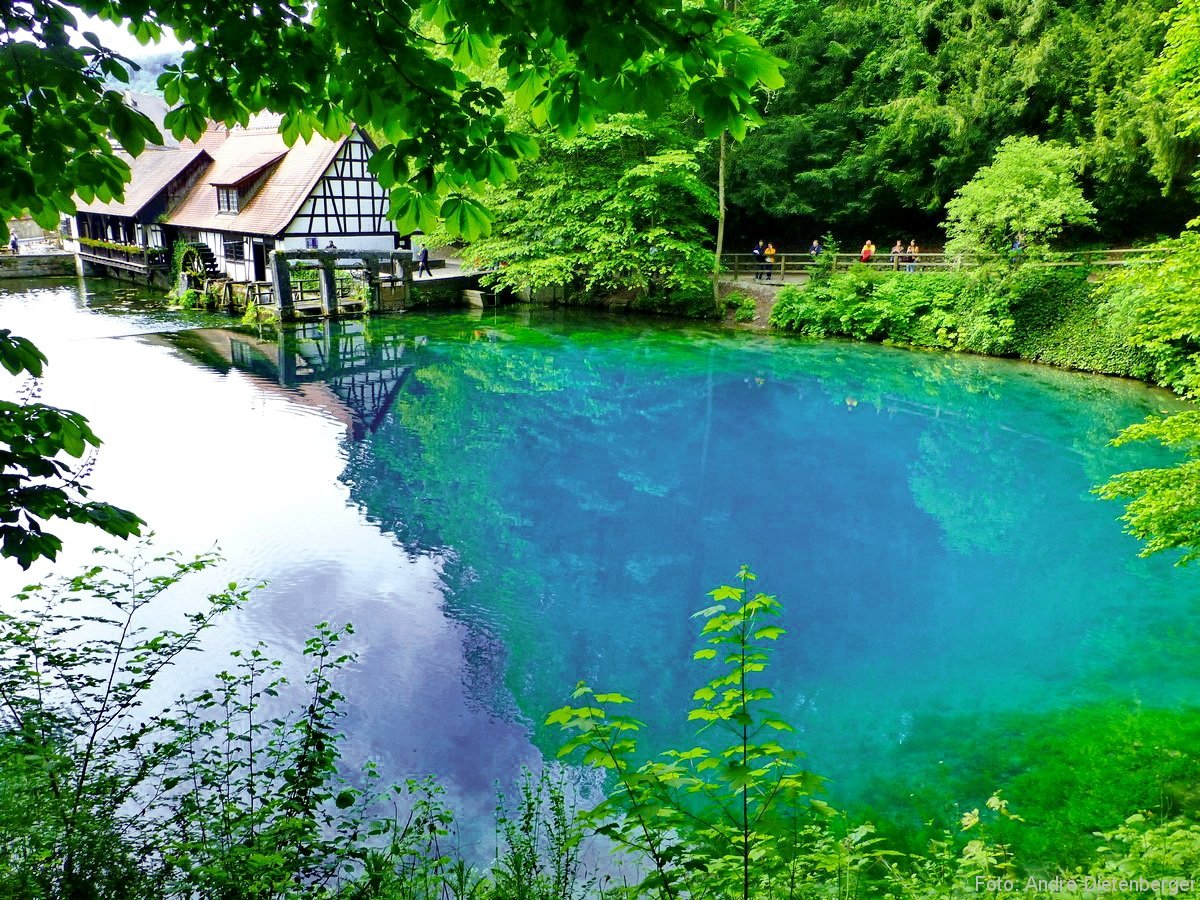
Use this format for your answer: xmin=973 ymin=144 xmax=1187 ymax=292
xmin=0 ymin=253 xmax=77 ymax=279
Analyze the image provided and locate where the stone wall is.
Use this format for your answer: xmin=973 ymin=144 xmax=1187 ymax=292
xmin=0 ymin=253 xmax=77 ymax=280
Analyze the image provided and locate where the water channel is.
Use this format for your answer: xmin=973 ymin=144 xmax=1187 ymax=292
xmin=1 ymin=275 xmax=1197 ymax=855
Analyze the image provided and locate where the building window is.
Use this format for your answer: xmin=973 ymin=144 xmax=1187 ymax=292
xmin=304 ymin=237 xmax=318 ymax=249
xmin=217 ymin=187 xmax=239 ymax=213
xmin=224 ymin=238 xmax=246 ymax=263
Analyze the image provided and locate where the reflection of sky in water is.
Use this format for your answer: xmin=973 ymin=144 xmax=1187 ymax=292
xmin=0 ymin=278 xmax=1197 ymax=848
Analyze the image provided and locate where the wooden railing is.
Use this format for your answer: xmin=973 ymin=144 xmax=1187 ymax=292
xmin=77 ymin=242 xmax=170 ymax=272
xmin=721 ymin=247 xmax=1167 ymax=280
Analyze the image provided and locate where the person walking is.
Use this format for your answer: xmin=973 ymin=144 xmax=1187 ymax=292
xmin=764 ymin=242 xmax=777 ymax=282
xmin=905 ymin=240 xmax=919 ymax=273
xmin=859 ymin=240 xmax=875 ymax=264
xmin=8 ymin=235 xmax=18 ymax=255
xmin=417 ymin=243 xmax=432 ymax=278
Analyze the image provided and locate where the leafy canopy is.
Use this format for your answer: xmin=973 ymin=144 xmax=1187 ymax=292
xmin=0 ymin=0 xmax=784 ymax=242
xmin=1093 ymin=232 xmax=1200 ymax=563
xmin=451 ymin=115 xmax=718 ymax=310
xmin=943 ymin=136 xmax=1096 ymax=256
xmin=1147 ymin=1 xmax=1200 ymax=147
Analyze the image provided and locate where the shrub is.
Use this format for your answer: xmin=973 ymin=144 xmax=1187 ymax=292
xmin=769 ymin=266 xmax=1151 ymax=376
xmin=725 ymin=290 xmax=757 ymax=323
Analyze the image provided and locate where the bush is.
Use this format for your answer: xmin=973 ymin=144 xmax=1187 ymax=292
xmin=769 ymin=266 xmax=1150 ymax=378
xmin=1010 ymin=267 xmax=1152 ymax=376
xmin=1095 ymin=231 xmax=1200 ymax=394
xmin=724 ymin=290 xmax=757 ymax=323
xmin=769 ymin=265 xmax=892 ymax=339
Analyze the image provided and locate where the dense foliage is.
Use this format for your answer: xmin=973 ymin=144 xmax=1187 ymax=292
xmin=448 ymin=116 xmax=718 ymax=315
xmin=942 ymin=136 xmax=1096 ymax=256
xmin=1092 ymin=231 xmax=1200 ymax=562
xmin=724 ymin=0 xmax=1196 ymax=242
xmin=6 ymin=552 xmax=1200 ymax=897
xmin=0 ymin=0 xmax=783 ymax=243
xmin=768 ymin=265 xmax=1147 ymax=373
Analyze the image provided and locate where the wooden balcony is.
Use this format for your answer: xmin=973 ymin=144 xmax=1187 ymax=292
xmin=78 ymin=242 xmax=170 ymax=274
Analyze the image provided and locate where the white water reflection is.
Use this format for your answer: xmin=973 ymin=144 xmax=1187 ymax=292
xmin=0 ymin=278 xmax=542 ymax=855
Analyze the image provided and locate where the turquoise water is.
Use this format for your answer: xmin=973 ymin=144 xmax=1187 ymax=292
xmin=0 ymin=279 xmax=1196 ymax=852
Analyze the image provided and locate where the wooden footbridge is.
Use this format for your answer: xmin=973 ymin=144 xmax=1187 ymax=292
xmin=174 ymin=247 xmax=487 ymax=320
xmin=266 ymin=249 xmax=479 ymax=320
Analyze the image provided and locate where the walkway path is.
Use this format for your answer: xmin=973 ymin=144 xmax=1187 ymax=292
xmin=722 ymin=248 xmax=1164 ymax=284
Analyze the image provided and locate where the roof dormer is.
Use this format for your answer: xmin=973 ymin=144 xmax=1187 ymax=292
xmin=210 ymin=149 xmax=288 ymax=215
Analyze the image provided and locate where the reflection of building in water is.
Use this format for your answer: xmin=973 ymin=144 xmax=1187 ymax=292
xmin=162 ymin=321 xmax=415 ymax=440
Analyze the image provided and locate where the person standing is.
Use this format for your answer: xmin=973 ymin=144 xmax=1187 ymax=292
xmin=890 ymin=240 xmax=904 ymax=270
xmin=417 ymin=243 xmax=432 ymax=278
xmin=808 ymin=238 xmax=822 ymax=258
xmin=1009 ymin=233 xmax=1025 ymax=264
xmin=764 ymin=242 xmax=777 ymax=282
xmin=905 ymin=240 xmax=919 ymax=273
xmin=8 ymin=235 xmax=17 ymax=255
xmin=751 ymin=240 xmax=766 ymax=280
xmin=859 ymin=240 xmax=875 ymax=264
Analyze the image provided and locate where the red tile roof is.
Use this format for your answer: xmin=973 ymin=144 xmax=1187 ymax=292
xmin=76 ymin=147 xmax=209 ymax=218
xmin=168 ymin=115 xmax=348 ymax=237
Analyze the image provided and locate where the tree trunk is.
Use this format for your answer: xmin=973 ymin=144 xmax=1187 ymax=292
xmin=712 ymin=131 xmax=727 ymax=313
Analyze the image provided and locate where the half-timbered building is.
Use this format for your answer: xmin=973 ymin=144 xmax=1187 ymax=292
xmin=71 ymin=111 xmax=397 ymax=285
xmin=166 ymin=114 xmax=397 ymax=282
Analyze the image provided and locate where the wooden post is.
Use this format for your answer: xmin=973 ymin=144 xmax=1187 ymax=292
xmin=269 ymin=250 xmax=294 ymax=320
xmin=277 ymin=328 xmax=298 ymax=386
xmin=320 ymin=254 xmax=338 ymax=317
xmin=362 ymin=256 xmax=381 ymax=315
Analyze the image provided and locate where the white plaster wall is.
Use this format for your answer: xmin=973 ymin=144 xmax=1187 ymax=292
xmin=198 ymin=229 xmax=251 ymax=281
xmin=278 ymin=235 xmax=395 ymax=251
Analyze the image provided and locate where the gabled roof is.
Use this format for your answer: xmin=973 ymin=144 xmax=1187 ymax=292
xmin=167 ymin=114 xmax=348 ymax=237
xmin=76 ymin=147 xmax=209 ymax=218
xmin=208 ymin=150 xmax=288 ymax=187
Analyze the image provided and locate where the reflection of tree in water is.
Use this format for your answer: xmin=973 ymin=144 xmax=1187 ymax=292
xmin=908 ymin=424 xmax=1034 ymax=555
xmin=342 ymin=314 xmax=728 ymax=743
xmin=325 ymin=311 xmax=1183 ymax=768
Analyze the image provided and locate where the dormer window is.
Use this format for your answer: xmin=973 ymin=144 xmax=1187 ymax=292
xmin=217 ymin=187 xmax=239 ymax=213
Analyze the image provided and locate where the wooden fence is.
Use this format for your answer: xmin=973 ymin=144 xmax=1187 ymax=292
xmin=721 ymin=247 xmax=1166 ymax=281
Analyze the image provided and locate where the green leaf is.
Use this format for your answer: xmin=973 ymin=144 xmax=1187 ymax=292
xmin=440 ymin=195 xmax=493 ymax=240
xmin=708 ymin=585 xmax=742 ymax=602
